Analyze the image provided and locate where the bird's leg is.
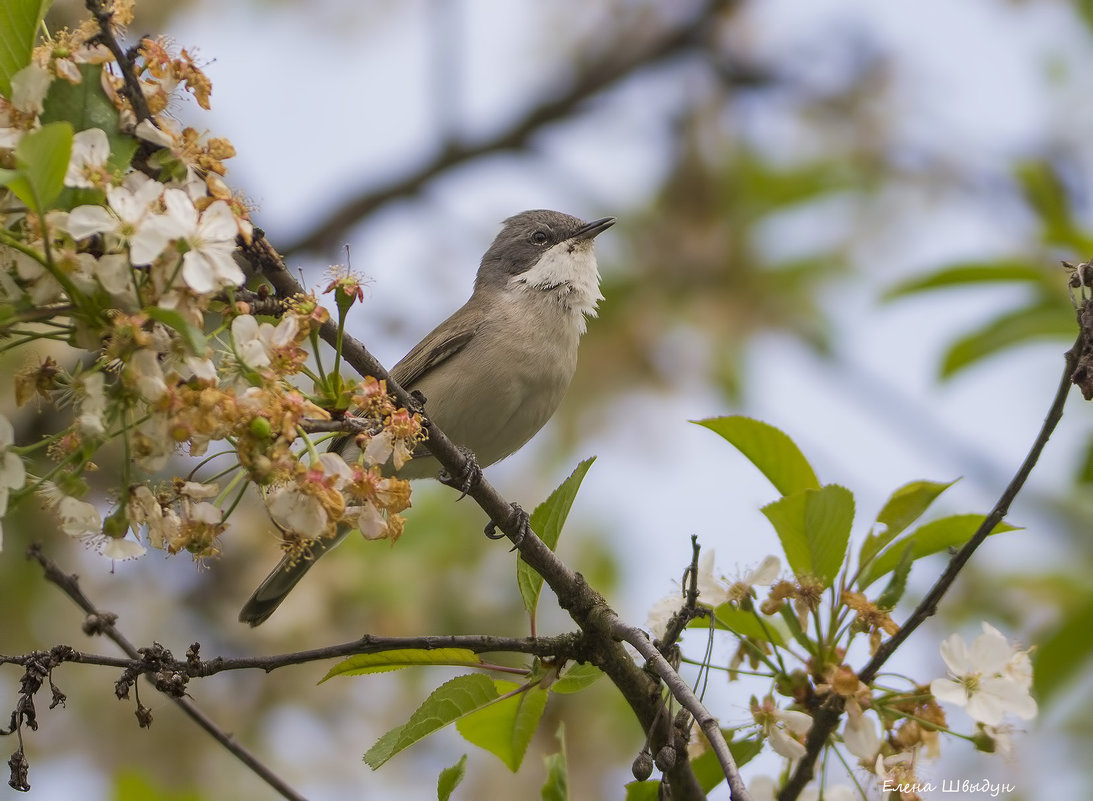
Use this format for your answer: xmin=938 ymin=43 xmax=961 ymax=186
xmin=438 ymin=445 xmax=482 ymax=500
xmin=484 ymin=502 xmax=530 ymax=548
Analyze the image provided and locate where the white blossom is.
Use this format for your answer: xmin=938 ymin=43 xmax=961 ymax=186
xmin=353 ymin=501 xmax=388 ymax=540
xmin=154 ymin=190 xmax=242 ymax=294
xmin=67 ymin=178 xmax=171 ymax=265
xmin=231 ymin=313 xmax=299 ymax=370
xmin=930 ymin=622 xmax=1038 ymax=726
xmin=128 ymin=348 xmax=167 ymax=402
xmin=64 ymin=128 xmax=110 ymax=188
xmin=267 ymin=485 xmax=327 ymax=536
xmin=76 ymin=372 xmax=107 ymax=437
xmin=10 ymin=63 xmax=53 ymax=114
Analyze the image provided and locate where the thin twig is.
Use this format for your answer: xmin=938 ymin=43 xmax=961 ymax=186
xmin=25 ymin=544 xmax=309 ymax=801
xmin=777 ymin=333 xmax=1082 ymax=801
xmin=85 ymin=0 xmax=153 ymax=124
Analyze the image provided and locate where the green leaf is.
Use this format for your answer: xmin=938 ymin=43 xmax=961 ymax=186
xmin=858 ymin=514 xmax=1021 ymax=589
xmin=940 ymin=303 xmax=1076 ymax=378
xmin=875 ymin=543 xmax=914 ymax=611
xmin=549 ymin=662 xmax=603 ymax=694
xmin=437 ymin=754 xmax=467 ymax=801
xmin=517 ymin=457 xmax=595 ymax=619
xmin=0 ymin=0 xmax=50 ymax=99
xmin=3 ymin=121 xmax=72 ymax=213
xmin=882 ymin=260 xmax=1050 ymax=301
xmin=144 ymin=306 xmax=208 ymax=355
xmin=321 ymin=648 xmax=483 ymax=682
xmin=690 ymin=736 xmax=764 ymax=793
xmin=456 ymin=680 xmax=548 ymax=772
xmin=761 ymin=484 xmax=854 ymax=586
xmin=1033 ymin=594 xmax=1093 ymax=705
xmin=39 ymin=63 xmax=137 ymax=174
xmin=696 ymin=416 xmax=819 ymax=496
xmin=702 ymin=603 xmax=786 ymax=646
xmin=624 ymin=781 xmax=660 ymax=801
xmin=860 ymin=479 xmax=957 ymax=567
xmin=540 ymin=725 xmax=567 ymax=801
xmin=364 ymin=674 xmax=499 ymax=769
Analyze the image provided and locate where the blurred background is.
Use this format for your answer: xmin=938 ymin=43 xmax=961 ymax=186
xmin=4 ymin=0 xmax=1093 ymax=798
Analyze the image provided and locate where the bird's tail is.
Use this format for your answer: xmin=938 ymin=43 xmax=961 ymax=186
xmin=238 ymin=526 xmax=350 ymax=626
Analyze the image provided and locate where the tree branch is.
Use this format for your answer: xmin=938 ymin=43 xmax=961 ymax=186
xmin=24 ymin=544 xmax=308 ymax=801
xmin=280 ymin=0 xmax=738 ymax=256
xmin=777 ymin=331 xmax=1083 ymax=801
xmin=244 ymin=232 xmax=749 ymax=799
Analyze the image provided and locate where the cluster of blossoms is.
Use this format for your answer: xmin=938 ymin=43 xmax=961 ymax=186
xmin=648 ymin=552 xmax=1036 ymax=800
xmin=0 ymin=5 xmax=419 ymax=563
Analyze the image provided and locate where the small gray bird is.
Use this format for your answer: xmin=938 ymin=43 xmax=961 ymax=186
xmin=239 ymin=210 xmax=614 ymax=625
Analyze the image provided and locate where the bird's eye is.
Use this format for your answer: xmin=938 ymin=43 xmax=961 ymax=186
xmin=530 ymin=230 xmax=549 ymax=245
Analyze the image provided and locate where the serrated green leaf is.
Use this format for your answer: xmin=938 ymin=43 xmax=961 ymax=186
xmin=858 ymin=514 xmax=1021 ymax=589
xmin=540 ymin=724 xmax=567 ymax=801
xmin=437 ymin=754 xmax=467 ymax=801
xmin=321 ymin=648 xmax=483 ymax=682
xmin=7 ymin=121 xmax=72 ymax=212
xmin=701 ymin=603 xmax=786 ymax=646
xmin=1033 ymin=594 xmax=1093 ymax=705
xmin=456 ymin=680 xmax=548 ymax=772
xmin=364 ymin=674 xmax=498 ymax=769
xmin=0 ymin=0 xmax=50 ymax=99
xmin=144 ymin=306 xmax=208 ymax=355
xmin=940 ymin=303 xmax=1076 ymax=379
xmin=695 ymin=416 xmax=819 ymax=496
xmin=860 ymin=479 xmax=957 ymax=567
xmin=549 ymin=662 xmax=603 ymax=694
xmin=518 ymin=457 xmax=595 ymax=620
xmin=39 ymin=63 xmax=137 ymax=175
xmin=882 ymin=261 xmax=1050 ymax=301
xmin=761 ymin=484 xmax=853 ymax=586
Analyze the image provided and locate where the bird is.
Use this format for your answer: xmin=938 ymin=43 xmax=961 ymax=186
xmin=239 ymin=210 xmax=615 ymax=625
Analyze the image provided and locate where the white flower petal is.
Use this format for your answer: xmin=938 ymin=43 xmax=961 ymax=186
xmin=66 ymin=205 xmax=117 ymax=239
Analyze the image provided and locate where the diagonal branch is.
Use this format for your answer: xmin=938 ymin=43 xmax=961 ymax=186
xmin=25 ymin=544 xmax=308 ymax=801
xmin=778 ymin=331 xmax=1083 ymax=801
xmin=281 ymin=0 xmax=738 ymax=256
xmin=244 ymin=232 xmax=750 ymax=800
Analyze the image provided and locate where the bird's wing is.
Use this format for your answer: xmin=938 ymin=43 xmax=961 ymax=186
xmin=390 ymin=304 xmax=482 ymax=389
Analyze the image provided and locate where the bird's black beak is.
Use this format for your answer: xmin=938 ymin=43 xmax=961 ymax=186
xmin=571 ymin=217 xmax=616 ymax=241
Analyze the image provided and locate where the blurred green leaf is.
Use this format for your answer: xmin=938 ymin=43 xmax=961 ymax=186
xmin=456 ymin=680 xmax=548 ymax=772
xmin=883 ymin=261 xmax=1050 ymax=301
xmin=437 ymin=754 xmax=467 ymax=801
xmin=1 ymin=121 xmax=72 ymax=213
xmin=761 ymin=484 xmax=854 ymax=586
xmin=940 ymin=303 xmax=1075 ymax=378
xmin=518 ymin=457 xmax=595 ymax=621
xmin=321 ymin=648 xmax=483 ymax=682
xmin=696 ymin=416 xmax=820 ymax=496
xmin=364 ymin=674 xmax=498 ymax=769
xmin=858 ymin=514 xmax=1021 ymax=589
xmin=0 ymin=0 xmax=50 ymax=98
xmin=690 ymin=735 xmax=764 ymax=793
xmin=39 ymin=63 xmax=138 ymax=174
xmin=1033 ymin=594 xmax=1093 ymax=705
xmin=549 ymin=662 xmax=604 ymax=694
xmin=112 ymin=770 xmax=200 ymax=801
xmin=1015 ymin=160 xmax=1093 ymax=250
xmin=540 ymin=725 xmax=568 ymax=801
xmin=860 ymin=479 xmax=957 ymax=567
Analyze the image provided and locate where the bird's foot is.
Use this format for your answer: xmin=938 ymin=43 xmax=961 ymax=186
xmin=438 ymin=445 xmax=482 ymax=500
xmin=484 ymin=502 xmax=530 ymax=549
